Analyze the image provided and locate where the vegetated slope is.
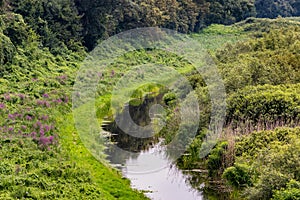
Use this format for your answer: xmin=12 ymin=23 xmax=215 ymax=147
xmin=0 ymin=13 xmax=147 ymax=199
xmin=175 ymin=17 xmax=300 ymax=199
xmin=1 ymin=1 xmax=300 ymax=199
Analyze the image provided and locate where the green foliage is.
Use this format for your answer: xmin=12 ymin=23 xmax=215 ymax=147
xmin=273 ymin=180 xmax=300 ymax=200
xmin=222 ymin=163 xmax=252 ymax=188
xmin=177 ymin=130 xmax=207 ymax=169
xmin=201 ymin=24 xmax=243 ymax=35
xmin=57 ymin=114 xmax=148 ymax=200
xmin=0 ymin=9 xmax=147 ymax=199
xmin=207 ymin=141 xmax=228 ymax=176
xmin=0 ymin=32 xmax=15 ymax=65
xmin=4 ymin=0 xmax=300 ymax=52
xmin=0 ymin=138 xmax=104 ymax=199
xmin=205 ymin=0 xmax=256 ymax=25
xmin=235 ymin=127 xmax=300 ymax=157
xmin=68 ymin=0 xmax=255 ymax=50
xmin=217 ymin=26 xmax=300 ymax=92
xmin=255 ymin=0 xmax=299 ymax=18
xmin=232 ymin=128 xmax=300 ymax=199
xmin=163 ymin=92 xmax=176 ymax=106
xmin=235 ymin=17 xmax=300 ymax=33
xmin=0 ymin=13 xmax=30 ymax=46
xmin=2 ymin=2 xmax=300 ymax=198
xmin=11 ymin=0 xmax=83 ymax=52
xmin=226 ymin=84 xmax=300 ymax=124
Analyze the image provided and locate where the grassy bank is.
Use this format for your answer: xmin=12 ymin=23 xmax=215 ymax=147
xmin=0 ymin=13 xmax=148 ymax=199
xmin=56 ymin=114 xmax=148 ymax=200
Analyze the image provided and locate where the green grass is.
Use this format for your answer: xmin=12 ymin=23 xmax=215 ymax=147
xmin=56 ymin=114 xmax=148 ymax=200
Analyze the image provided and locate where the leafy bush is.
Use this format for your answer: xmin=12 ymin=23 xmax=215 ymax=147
xmin=163 ymin=92 xmax=176 ymax=106
xmin=0 ymin=32 xmax=15 ymax=65
xmin=233 ymin=128 xmax=300 ymax=199
xmin=222 ymin=163 xmax=252 ymax=188
xmin=226 ymin=84 xmax=300 ymax=124
xmin=207 ymin=141 xmax=228 ymax=176
xmin=273 ymin=180 xmax=300 ymax=200
xmin=217 ymin=27 xmax=300 ymax=92
xmin=0 ymin=138 xmax=103 ymax=199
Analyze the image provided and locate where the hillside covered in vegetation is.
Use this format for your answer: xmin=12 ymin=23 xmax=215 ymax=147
xmin=0 ymin=0 xmax=300 ymax=199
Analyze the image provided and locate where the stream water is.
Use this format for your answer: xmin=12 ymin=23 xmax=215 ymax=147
xmin=103 ymin=94 xmax=208 ymax=200
xmin=117 ymin=142 xmax=204 ymax=200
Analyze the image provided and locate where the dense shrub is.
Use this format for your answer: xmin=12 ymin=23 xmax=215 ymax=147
xmin=222 ymin=163 xmax=252 ymax=188
xmin=11 ymin=0 xmax=83 ymax=52
xmin=207 ymin=141 xmax=228 ymax=176
xmin=226 ymin=84 xmax=300 ymax=124
xmin=217 ymin=27 xmax=300 ymax=92
xmin=0 ymin=32 xmax=15 ymax=65
xmin=0 ymin=138 xmax=103 ymax=199
xmin=232 ymin=128 xmax=300 ymax=199
xmin=273 ymin=180 xmax=300 ymax=200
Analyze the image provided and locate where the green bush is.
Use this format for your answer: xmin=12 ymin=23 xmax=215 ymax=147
xmin=163 ymin=92 xmax=176 ymax=106
xmin=207 ymin=141 xmax=228 ymax=176
xmin=217 ymin=27 xmax=300 ymax=92
xmin=0 ymin=32 xmax=15 ymax=65
xmin=233 ymin=128 xmax=300 ymax=199
xmin=223 ymin=163 xmax=252 ymax=188
xmin=273 ymin=180 xmax=300 ymax=200
xmin=227 ymin=84 xmax=300 ymax=124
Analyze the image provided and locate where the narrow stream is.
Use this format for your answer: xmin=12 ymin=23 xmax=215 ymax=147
xmin=122 ymin=143 xmax=204 ymax=200
xmin=103 ymin=94 xmax=205 ymax=200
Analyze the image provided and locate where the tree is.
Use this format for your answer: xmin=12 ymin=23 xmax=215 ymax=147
xmin=205 ymin=0 xmax=256 ymax=25
xmin=255 ymin=0 xmax=294 ymax=18
xmin=11 ymin=0 xmax=83 ymax=52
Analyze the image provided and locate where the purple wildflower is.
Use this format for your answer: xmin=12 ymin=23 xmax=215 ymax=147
xmin=18 ymin=94 xmax=25 ymax=100
xmin=58 ymin=75 xmax=67 ymax=80
xmin=8 ymin=127 xmax=14 ymax=132
xmin=111 ymin=70 xmax=115 ymax=77
xmin=49 ymin=135 xmax=54 ymax=143
xmin=37 ymin=100 xmax=43 ymax=105
xmin=39 ymin=136 xmax=50 ymax=146
xmin=45 ymin=101 xmax=50 ymax=108
xmin=21 ymin=125 xmax=27 ymax=130
xmin=64 ymin=96 xmax=69 ymax=103
xmin=40 ymin=115 xmax=49 ymax=121
xmin=44 ymin=125 xmax=50 ymax=132
xmin=39 ymin=129 xmax=45 ymax=136
xmin=31 ymin=132 xmax=37 ymax=137
xmin=4 ymin=94 xmax=11 ymax=101
xmin=33 ymin=121 xmax=42 ymax=129
xmin=0 ymin=103 xmax=5 ymax=109
xmin=14 ymin=113 xmax=22 ymax=119
xmin=8 ymin=114 xmax=14 ymax=120
xmin=25 ymin=115 xmax=33 ymax=121
xmin=43 ymin=93 xmax=49 ymax=98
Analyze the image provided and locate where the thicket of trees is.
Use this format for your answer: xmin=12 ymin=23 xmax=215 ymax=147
xmin=255 ymin=0 xmax=300 ymax=18
xmin=1 ymin=0 xmax=300 ymax=51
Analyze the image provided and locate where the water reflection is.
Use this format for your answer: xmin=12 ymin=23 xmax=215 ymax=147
xmin=103 ymin=94 xmax=204 ymax=199
xmin=121 ymin=142 xmax=204 ymax=200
